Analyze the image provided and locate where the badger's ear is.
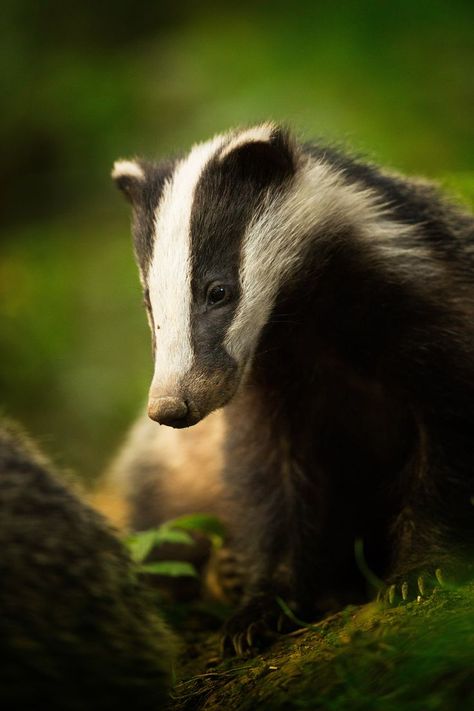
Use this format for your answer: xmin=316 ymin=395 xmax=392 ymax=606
xmin=219 ymin=126 xmax=296 ymax=187
xmin=111 ymin=159 xmax=147 ymax=205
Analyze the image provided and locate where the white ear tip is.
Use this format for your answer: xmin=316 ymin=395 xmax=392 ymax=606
xmin=111 ymin=160 xmax=145 ymax=181
xmin=219 ymin=123 xmax=277 ymax=161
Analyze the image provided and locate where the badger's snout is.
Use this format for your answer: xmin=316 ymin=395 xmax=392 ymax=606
xmin=148 ymin=395 xmax=200 ymax=428
xmin=147 ymin=353 xmax=240 ymax=429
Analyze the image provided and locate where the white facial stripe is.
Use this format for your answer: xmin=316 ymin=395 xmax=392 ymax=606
xmin=148 ymin=133 xmax=228 ymax=393
xmin=111 ymin=159 xmax=145 ymax=181
xmin=218 ymin=122 xmax=276 ymax=161
xmin=225 ymin=158 xmax=431 ymax=362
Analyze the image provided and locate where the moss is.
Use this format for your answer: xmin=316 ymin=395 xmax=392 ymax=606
xmin=171 ymin=584 xmax=474 ymax=710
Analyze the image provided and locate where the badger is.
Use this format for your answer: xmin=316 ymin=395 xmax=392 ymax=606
xmin=0 ymin=419 xmax=177 ymax=707
xmin=112 ymin=123 xmax=474 ymax=655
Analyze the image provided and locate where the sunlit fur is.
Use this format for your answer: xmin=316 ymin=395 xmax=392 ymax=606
xmin=224 ymin=157 xmax=439 ymax=363
xmin=102 ymin=408 xmax=226 ymax=530
xmin=111 ymin=159 xmax=145 ymax=182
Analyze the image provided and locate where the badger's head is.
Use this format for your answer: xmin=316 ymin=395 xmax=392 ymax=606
xmin=112 ymin=124 xmax=300 ymax=427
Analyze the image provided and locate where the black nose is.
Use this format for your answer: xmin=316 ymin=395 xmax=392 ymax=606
xmin=148 ymin=396 xmax=190 ymax=427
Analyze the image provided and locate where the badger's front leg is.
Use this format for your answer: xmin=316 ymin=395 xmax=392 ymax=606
xmin=220 ymin=536 xmax=317 ymax=657
xmin=220 ymin=428 xmax=326 ymax=656
xmin=220 ymin=485 xmax=294 ymax=655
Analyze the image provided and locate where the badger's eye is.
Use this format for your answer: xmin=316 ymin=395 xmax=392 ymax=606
xmin=207 ymin=284 xmax=228 ymax=307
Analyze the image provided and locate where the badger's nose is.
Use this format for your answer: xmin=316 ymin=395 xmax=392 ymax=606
xmin=148 ymin=396 xmax=189 ymax=427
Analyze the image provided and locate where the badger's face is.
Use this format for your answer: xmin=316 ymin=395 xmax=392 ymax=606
xmin=113 ymin=124 xmax=296 ymax=427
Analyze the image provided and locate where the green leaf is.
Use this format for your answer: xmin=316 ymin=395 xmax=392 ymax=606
xmin=276 ymin=596 xmax=322 ymax=632
xmin=125 ymin=530 xmax=158 ymax=564
xmin=124 ymin=525 xmax=195 ymax=563
xmin=151 ymin=527 xmax=195 ymax=546
xmin=354 ymin=538 xmax=383 ymax=591
xmin=166 ymin=513 xmax=227 ymax=540
xmin=139 ymin=561 xmax=198 ymax=578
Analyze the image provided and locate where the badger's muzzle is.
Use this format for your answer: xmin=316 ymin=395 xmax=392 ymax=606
xmin=147 ymin=395 xmax=201 ymax=428
xmin=148 ymin=395 xmax=185 ymax=426
xmin=147 ymin=353 xmax=240 ymax=429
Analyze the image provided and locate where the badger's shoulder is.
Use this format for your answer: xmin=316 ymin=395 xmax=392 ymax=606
xmin=303 ymin=141 xmax=474 ymax=247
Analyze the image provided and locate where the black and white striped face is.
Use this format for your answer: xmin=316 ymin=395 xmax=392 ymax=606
xmin=113 ymin=124 xmax=297 ymax=427
xmin=113 ymin=124 xmax=421 ymax=428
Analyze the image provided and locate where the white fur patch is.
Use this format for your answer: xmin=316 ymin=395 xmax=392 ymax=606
xmin=218 ymin=122 xmax=276 ymax=161
xmin=147 ymin=133 xmax=228 ymax=395
xmin=111 ymin=159 xmax=145 ymax=181
xmin=225 ymin=156 xmax=436 ymax=363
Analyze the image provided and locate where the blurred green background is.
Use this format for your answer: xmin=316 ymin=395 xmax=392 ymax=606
xmin=1 ymin=0 xmax=473 ymax=481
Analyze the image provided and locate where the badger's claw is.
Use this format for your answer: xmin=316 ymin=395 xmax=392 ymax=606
xmin=220 ymin=594 xmax=297 ymax=657
xmin=232 ymin=632 xmax=246 ymax=658
xmin=380 ymin=569 xmax=445 ymax=607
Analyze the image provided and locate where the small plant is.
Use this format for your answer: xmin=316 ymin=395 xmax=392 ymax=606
xmin=124 ymin=513 xmax=226 ymax=579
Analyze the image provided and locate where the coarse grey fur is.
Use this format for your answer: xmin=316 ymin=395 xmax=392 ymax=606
xmin=0 ymin=419 xmax=177 ymax=708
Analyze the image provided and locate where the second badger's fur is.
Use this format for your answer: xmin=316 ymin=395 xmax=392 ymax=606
xmin=0 ymin=420 xmax=176 ymax=707
xmin=113 ymin=124 xmax=474 ymax=653
xmin=103 ymin=407 xmax=226 ymax=531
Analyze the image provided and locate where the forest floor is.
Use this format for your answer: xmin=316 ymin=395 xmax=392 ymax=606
xmin=168 ymin=582 xmax=474 ymax=711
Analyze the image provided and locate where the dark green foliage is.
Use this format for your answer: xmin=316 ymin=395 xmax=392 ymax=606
xmin=0 ymin=420 xmax=176 ymax=710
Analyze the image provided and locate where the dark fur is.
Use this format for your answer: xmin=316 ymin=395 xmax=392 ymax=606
xmin=121 ymin=158 xmax=177 ymax=276
xmin=0 ymin=420 xmax=176 ymax=708
xmin=114 ymin=128 xmax=474 ymax=652
xmin=222 ymin=145 xmax=474 ymax=643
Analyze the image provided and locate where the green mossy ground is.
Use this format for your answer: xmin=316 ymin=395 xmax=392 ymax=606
xmin=170 ymin=583 xmax=474 ymax=710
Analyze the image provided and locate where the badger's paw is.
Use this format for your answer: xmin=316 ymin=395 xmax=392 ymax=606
xmin=379 ymin=568 xmax=449 ymax=607
xmin=220 ymin=594 xmax=296 ymax=657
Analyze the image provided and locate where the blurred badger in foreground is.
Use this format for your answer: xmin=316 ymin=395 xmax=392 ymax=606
xmin=111 ymin=123 xmax=474 ymax=654
xmin=0 ymin=420 xmax=176 ymax=708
